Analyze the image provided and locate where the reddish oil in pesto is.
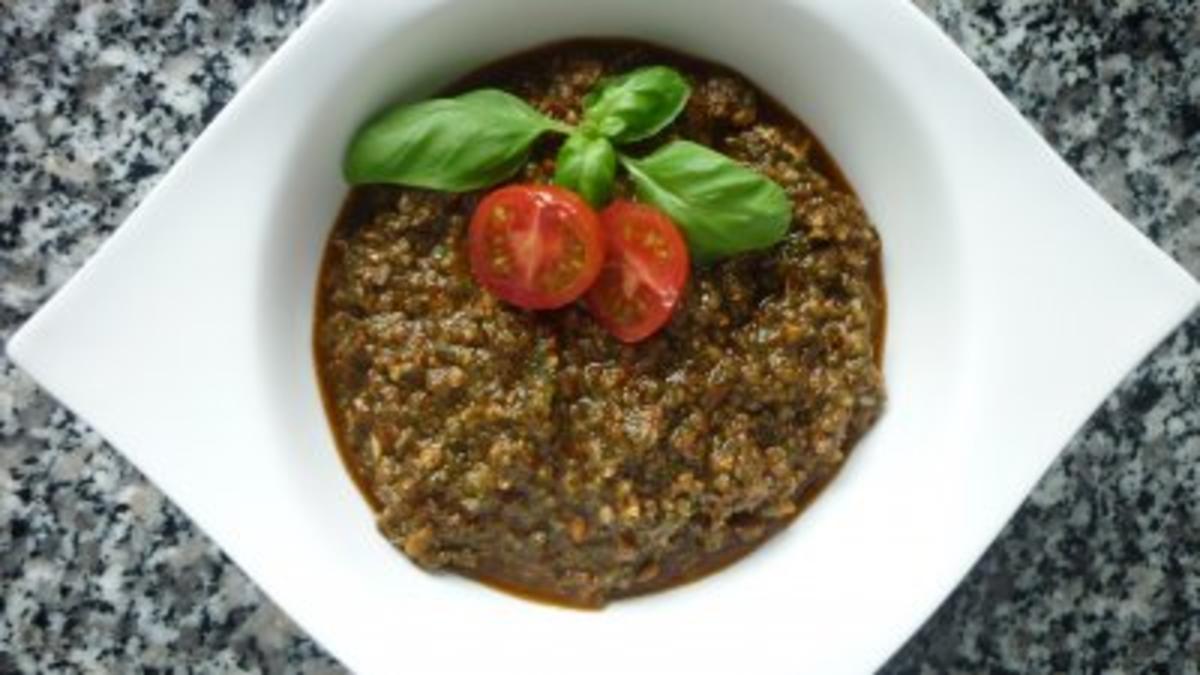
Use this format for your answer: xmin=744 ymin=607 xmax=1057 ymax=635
xmin=314 ymin=38 xmax=887 ymax=610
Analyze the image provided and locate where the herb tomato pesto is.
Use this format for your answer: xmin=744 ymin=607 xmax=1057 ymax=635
xmin=315 ymin=39 xmax=887 ymax=607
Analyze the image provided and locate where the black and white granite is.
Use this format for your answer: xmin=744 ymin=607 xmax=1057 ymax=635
xmin=1 ymin=1 xmax=1197 ymax=672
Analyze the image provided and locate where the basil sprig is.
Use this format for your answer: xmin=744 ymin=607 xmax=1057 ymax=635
xmin=553 ymin=66 xmax=689 ymax=206
xmin=344 ymin=66 xmax=793 ymax=263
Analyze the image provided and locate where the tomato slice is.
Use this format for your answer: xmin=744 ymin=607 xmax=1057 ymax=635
xmin=469 ymin=184 xmax=604 ymax=310
xmin=586 ymin=201 xmax=690 ymax=343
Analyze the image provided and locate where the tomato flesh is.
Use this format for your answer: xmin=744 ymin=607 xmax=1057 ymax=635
xmin=586 ymin=201 xmax=690 ymax=343
xmin=469 ymin=184 xmax=604 ymax=310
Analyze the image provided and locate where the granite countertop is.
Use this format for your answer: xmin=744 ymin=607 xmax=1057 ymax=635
xmin=2 ymin=1 xmax=1197 ymax=672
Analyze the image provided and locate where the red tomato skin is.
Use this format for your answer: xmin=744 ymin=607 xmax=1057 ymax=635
xmin=586 ymin=201 xmax=690 ymax=343
xmin=468 ymin=184 xmax=604 ymax=310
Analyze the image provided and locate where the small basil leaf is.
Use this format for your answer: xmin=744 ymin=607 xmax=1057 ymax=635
xmin=621 ymin=141 xmax=792 ymax=264
xmin=344 ymin=89 xmax=568 ymax=191
xmin=581 ymin=66 xmax=691 ymax=144
xmin=553 ymin=134 xmax=617 ymax=207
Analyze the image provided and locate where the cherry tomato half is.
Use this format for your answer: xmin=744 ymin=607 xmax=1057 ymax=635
xmin=586 ymin=201 xmax=690 ymax=343
xmin=468 ymin=184 xmax=605 ymax=310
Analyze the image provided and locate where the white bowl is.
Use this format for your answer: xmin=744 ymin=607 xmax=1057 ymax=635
xmin=8 ymin=0 xmax=1199 ymax=673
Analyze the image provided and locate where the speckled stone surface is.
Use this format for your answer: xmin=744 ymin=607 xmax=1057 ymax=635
xmin=1 ymin=0 xmax=1196 ymax=672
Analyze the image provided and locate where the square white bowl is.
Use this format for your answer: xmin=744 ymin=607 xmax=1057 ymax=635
xmin=8 ymin=0 xmax=1199 ymax=673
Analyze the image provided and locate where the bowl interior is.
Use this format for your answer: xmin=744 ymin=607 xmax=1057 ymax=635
xmin=257 ymin=0 xmax=966 ymax=668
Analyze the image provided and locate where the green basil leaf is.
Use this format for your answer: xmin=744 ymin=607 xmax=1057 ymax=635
xmin=553 ymin=134 xmax=617 ymax=207
xmin=581 ymin=66 xmax=691 ymax=144
xmin=621 ymin=141 xmax=792 ymax=264
xmin=344 ymin=89 xmax=569 ymax=191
